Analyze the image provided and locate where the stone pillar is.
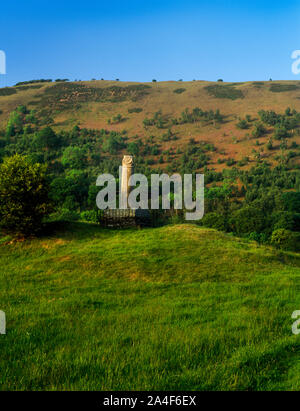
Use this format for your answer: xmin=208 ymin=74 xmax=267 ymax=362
xmin=120 ymin=155 xmax=134 ymax=209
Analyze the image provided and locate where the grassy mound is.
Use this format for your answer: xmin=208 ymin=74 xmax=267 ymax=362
xmin=0 ymin=223 xmax=300 ymax=390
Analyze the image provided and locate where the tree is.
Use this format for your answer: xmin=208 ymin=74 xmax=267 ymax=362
xmin=6 ymin=110 xmax=23 ymax=137
xmin=231 ymin=205 xmax=266 ymax=235
xmin=0 ymin=155 xmax=51 ymax=236
xmin=127 ymin=142 xmax=140 ymax=156
xmin=281 ymin=192 xmax=300 ymax=213
xmin=285 ymin=107 xmax=291 ymax=116
xmin=102 ymin=133 xmax=126 ymax=154
xmin=61 ymin=146 xmax=87 ymax=169
xmin=201 ymin=212 xmax=228 ymax=231
xmin=252 ymin=122 xmax=266 ymax=138
xmin=236 ymin=119 xmax=248 ymax=129
xmin=266 ymin=138 xmax=273 ymax=150
xmin=274 ymin=125 xmax=289 ymax=140
xmin=35 ymin=127 xmax=60 ymax=150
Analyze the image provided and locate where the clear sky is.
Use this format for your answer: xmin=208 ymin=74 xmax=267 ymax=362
xmin=0 ymin=0 xmax=299 ymax=86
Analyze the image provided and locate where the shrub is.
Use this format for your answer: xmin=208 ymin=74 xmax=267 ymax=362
xmin=111 ymin=113 xmax=125 ymax=124
xmin=62 ymin=146 xmax=87 ymax=169
xmin=51 ymin=207 xmax=80 ymax=222
xmin=35 ymin=127 xmax=60 ymax=150
xmin=252 ymin=82 xmax=264 ymax=88
xmin=15 ymin=79 xmax=52 ymax=86
xmin=0 ymin=87 xmax=17 ymax=96
xmin=231 ymin=206 xmax=266 ymax=235
xmin=201 ymin=212 xmax=228 ymax=231
xmin=102 ymin=133 xmax=126 ymax=154
xmin=270 ymin=229 xmax=299 ymax=251
xmin=169 ymin=212 xmax=185 ymax=225
xmin=272 ymin=211 xmax=300 ymax=232
xmin=204 ymin=84 xmax=244 ymax=100
xmin=128 ymin=107 xmax=143 ymax=113
xmin=270 ymin=84 xmax=299 ymax=93
xmin=80 ymin=210 xmax=99 ymax=223
xmin=236 ymin=119 xmax=248 ymax=129
xmin=266 ymin=139 xmax=273 ymax=150
xmin=0 ymin=155 xmax=51 ymax=236
xmin=252 ymin=122 xmax=266 ymax=138
xmin=226 ymin=158 xmax=236 ymax=166
xmin=173 ymin=88 xmax=186 ymax=94
xmin=248 ymin=232 xmax=268 ymax=244
xmin=274 ymin=125 xmax=289 ymax=140
xmin=127 ymin=142 xmax=140 ymax=156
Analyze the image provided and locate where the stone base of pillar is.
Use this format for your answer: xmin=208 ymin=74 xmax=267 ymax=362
xmin=102 ymin=209 xmax=151 ymax=228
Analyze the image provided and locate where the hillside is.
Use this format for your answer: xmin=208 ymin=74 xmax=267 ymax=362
xmin=0 ymin=223 xmax=300 ymax=390
xmin=1 ymin=79 xmax=300 ymax=170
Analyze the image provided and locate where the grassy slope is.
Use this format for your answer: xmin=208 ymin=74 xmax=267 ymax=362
xmin=0 ymin=80 xmax=300 ymax=170
xmin=0 ymin=223 xmax=300 ymax=390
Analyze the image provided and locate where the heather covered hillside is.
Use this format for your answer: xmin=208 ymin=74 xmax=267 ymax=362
xmin=0 ymin=80 xmax=299 ymax=246
xmin=0 ymin=79 xmax=300 ymax=171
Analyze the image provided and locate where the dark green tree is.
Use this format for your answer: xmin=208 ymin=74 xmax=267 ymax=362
xmin=0 ymin=155 xmax=51 ymax=235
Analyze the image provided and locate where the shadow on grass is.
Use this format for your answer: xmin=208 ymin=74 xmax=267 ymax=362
xmin=41 ymin=220 xmax=153 ymax=241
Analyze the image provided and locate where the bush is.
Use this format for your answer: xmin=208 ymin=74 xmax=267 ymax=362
xmin=173 ymin=88 xmax=186 ymax=94
xmin=274 ymin=125 xmax=289 ymax=140
xmin=0 ymin=155 xmax=51 ymax=236
xmin=128 ymin=107 xmax=143 ymax=114
xmin=127 ymin=142 xmax=140 ymax=156
xmin=80 ymin=210 xmax=99 ymax=223
xmin=51 ymin=208 xmax=80 ymax=222
xmin=204 ymin=84 xmax=244 ymax=100
xmin=169 ymin=212 xmax=185 ymax=225
xmin=102 ymin=133 xmax=126 ymax=154
xmin=269 ymin=84 xmax=299 ymax=93
xmin=266 ymin=139 xmax=273 ymax=150
xmin=231 ymin=206 xmax=266 ymax=235
xmin=226 ymin=158 xmax=236 ymax=166
xmin=248 ymin=232 xmax=268 ymax=244
xmin=201 ymin=212 xmax=228 ymax=231
xmin=270 ymin=229 xmax=299 ymax=251
xmin=35 ymin=127 xmax=60 ymax=150
xmin=272 ymin=211 xmax=300 ymax=232
xmin=252 ymin=122 xmax=266 ymax=138
xmin=236 ymin=119 xmax=248 ymax=129
xmin=62 ymin=146 xmax=87 ymax=169
xmin=0 ymin=87 xmax=17 ymax=96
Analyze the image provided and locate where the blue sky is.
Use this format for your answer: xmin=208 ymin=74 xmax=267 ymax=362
xmin=0 ymin=0 xmax=299 ymax=86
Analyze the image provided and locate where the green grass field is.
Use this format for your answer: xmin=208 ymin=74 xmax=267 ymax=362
xmin=1 ymin=223 xmax=300 ymax=390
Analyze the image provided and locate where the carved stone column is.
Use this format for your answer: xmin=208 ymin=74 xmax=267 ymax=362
xmin=120 ymin=155 xmax=134 ymax=208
